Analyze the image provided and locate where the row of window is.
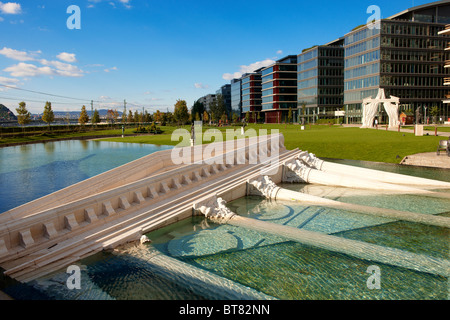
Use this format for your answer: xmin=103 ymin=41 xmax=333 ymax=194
xmin=345 ymin=62 xmax=380 ymax=79
xmin=300 ymin=87 xmax=343 ymax=97
xmin=262 ymin=88 xmax=297 ymax=96
xmin=344 ymin=89 xmax=380 ymax=103
xmin=380 ymin=37 xmax=446 ymax=50
xmin=381 ymin=49 xmax=446 ymax=62
xmin=345 ymin=26 xmax=380 ymax=46
xmin=345 ymin=50 xmax=380 ymax=68
xmin=381 ymin=23 xmax=444 ymax=37
xmin=345 ymin=37 xmax=380 ymax=58
xmin=344 ymin=75 xmax=380 ymax=91
xmin=381 ymin=62 xmax=443 ymax=74
xmin=380 ymin=75 xmax=443 ymax=87
xmin=298 ymin=77 xmax=345 ymax=90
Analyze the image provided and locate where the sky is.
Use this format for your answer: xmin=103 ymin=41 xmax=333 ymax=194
xmin=0 ymin=0 xmax=438 ymax=114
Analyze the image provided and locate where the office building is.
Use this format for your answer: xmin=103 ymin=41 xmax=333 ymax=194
xmin=261 ymin=55 xmax=298 ymax=123
xmin=344 ymin=1 xmax=450 ymax=124
xmin=241 ymin=68 xmax=263 ymax=122
xmin=297 ymin=40 xmax=345 ymax=123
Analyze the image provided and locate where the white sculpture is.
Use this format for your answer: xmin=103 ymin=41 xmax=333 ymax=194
xmin=283 ymin=159 xmax=312 ymax=183
xmin=361 ymin=89 xmax=400 ymax=129
xmin=297 ymin=151 xmax=324 ymax=170
xmin=247 ymin=176 xmax=281 ymax=199
xmin=193 ymin=195 xmax=235 ymax=224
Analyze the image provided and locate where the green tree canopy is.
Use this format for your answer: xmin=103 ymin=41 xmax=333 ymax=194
xmin=92 ymin=109 xmax=100 ymax=124
xmin=42 ymin=101 xmax=54 ymax=128
xmin=191 ymin=100 xmax=205 ymax=119
xmin=16 ymin=101 xmax=31 ymax=127
xmin=174 ymin=99 xmax=189 ymax=125
xmin=78 ymin=105 xmax=90 ymax=125
xmin=210 ymin=94 xmax=225 ymax=124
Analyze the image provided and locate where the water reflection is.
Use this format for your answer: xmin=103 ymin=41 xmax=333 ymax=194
xmin=0 ymin=140 xmax=172 ymax=213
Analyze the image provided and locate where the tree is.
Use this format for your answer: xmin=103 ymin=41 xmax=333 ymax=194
xmin=16 ymin=101 xmax=31 ymax=128
xmin=174 ymin=99 xmax=189 ymax=125
xmin=42 ymin=101 xmax=54 ymax=130
xmin=288 ymin=107 xmax=293 ymax=124
xmin=210 ymin=94 xmax=225 ymax=124
xmin=127 ymin=110 xmax=134 ymax=123
xmin=78 ymin=105 xmax=89 ymax=126
xmin=134 ymin=110 xmax=140 ymax=123
xmin=203 ymin=111 xmax=209 ymax=124
xmin=195 ymin=112 xmax=200 ymax=121
xmin=154 ymin=110 xmax=161 ymax=123
xmin=191 ymin=100 xmax=205 ymax=119
xmin=232 ymin=113 xmax=238 ymax=124
xmin=92 ymin=109 xmax=100 ymax=125
xmin=245 ymin=111 xmax=250 ymax=123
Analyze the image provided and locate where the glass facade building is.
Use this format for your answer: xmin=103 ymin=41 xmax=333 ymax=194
xmin=297 ymin=39 xmax=345 ymax=123
xmin=261 ymin=56 xmax=298 ymax=123
xmin=230 ymin=78 xmax=242 ymax=119
xmin=241 ymin=69 xmax=263 ymax=122
xmin=197 ymin=1 xmax=450 ymax=125
xmin=344 ymin=2 xmax=450 ymax=124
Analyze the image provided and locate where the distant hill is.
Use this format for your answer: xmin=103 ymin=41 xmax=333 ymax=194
xmin=0 ymin=104 xmax=17 ymax=121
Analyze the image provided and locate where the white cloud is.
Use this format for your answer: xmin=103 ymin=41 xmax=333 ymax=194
xmin=0 ymin=47 xmax=40 ymax=61
xmin=0 ymin=76 xmax=19 ymax=84
xmin=0 ymin=2 xmax=21 ymax=14
xmin=40 ymin=59 xmax=84 ymax=77
xmin=276 ymin=50 xmax=283 ymax=55
xmin=4 ymin=63 xmax=54 ymax=77
xmin=0 ymin=17 xmax=4 ymax=22
xmin=88 ymin=0 xmax=132 ymax=9
xmin=222 ymin=58 xmax=275 ymax=80
xmin=57 ymin=52 xmax=77 ymax=63
xmin=104 ymin=66 xmax=118 ymax=72
xmin=194 ymin=83 xmax=209 ymax=89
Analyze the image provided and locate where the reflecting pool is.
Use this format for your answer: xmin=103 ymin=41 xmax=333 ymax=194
xmin=0 ymin=140 xmax=173 ymax=213
xmin=0 ymin=158 xmax=449 ymax=300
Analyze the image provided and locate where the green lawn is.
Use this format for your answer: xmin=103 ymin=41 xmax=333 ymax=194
xmin=101 ymin=124 xmax=445 ymax=164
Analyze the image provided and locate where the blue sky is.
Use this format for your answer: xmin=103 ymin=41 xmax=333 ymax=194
xmin=0 ymin=0 xmax=436 ymax=114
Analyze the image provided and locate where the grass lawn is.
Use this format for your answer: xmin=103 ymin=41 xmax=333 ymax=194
xmin=100 ymin=124 xmax=445 ymax=164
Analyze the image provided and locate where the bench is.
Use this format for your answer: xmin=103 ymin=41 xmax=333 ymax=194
xmin=437 ymin=139 xmax=450 ymax=157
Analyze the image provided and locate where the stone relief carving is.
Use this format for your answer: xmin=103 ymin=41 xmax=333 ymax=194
xmin=247 ymin=175 xmax=281 ymax=199
xmin=283 ymin=159 xmax=312 ymax=183
xmin=297 ymin=151 xmax=324 ymax=170
xmin=193 ymin=195 xmax=236 ymax=224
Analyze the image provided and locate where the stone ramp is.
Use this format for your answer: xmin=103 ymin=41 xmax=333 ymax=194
xmin=401 ymin=152 xmax=450 ymax=169
xmin=0 ymin=135 xmax=293 ymax=283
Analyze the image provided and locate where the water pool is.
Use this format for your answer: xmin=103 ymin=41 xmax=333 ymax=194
xmin=0 ymin=140 xmax=173 ymax=213
xmin=0 ymin=159 xmax=449 ymax=300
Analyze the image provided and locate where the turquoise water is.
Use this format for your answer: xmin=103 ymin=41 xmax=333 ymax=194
xmin=0 ymin=140 xmax=173 ymax=213
xmin=0 ymin=155 xmax=449 ymax=300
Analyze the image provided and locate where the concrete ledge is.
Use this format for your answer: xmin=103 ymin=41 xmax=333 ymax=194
xmin=401 ymin=152 xmax=450 ymax=169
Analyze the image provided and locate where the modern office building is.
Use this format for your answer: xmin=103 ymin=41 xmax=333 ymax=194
xmin=438 ymin=22 xmax=450 ymax=122
xmin=230 ymin=78 xmax=242 ymax=119
xmin=198 ymin=94 xmax=217 ymax=112
xmin=261 ymin=55 xmax=298 ymax=123
xmin=297 ymin=40 xmax=345 ymax=123
xmin=216 ymin=84 xmax=232 ymax=116
xmin=344 ymin=1 xmax=450 ymax=124
xmin=241 ymin=68 xmax=263 ymax=122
